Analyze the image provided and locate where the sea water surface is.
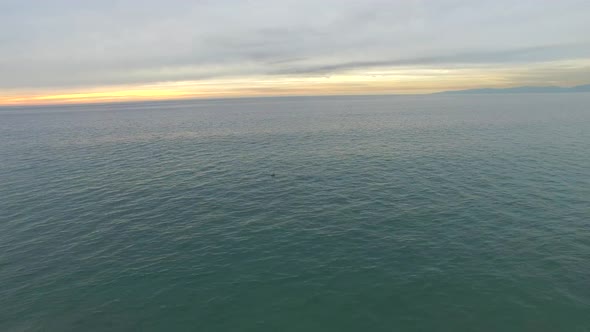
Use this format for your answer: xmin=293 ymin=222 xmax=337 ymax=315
xmin=1 ymin=94 xmax=589 ymax=331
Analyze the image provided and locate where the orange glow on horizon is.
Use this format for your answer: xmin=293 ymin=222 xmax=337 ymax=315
xmin=2 ymin=61 xmax=589 ymax=106
xmin=0 ymin=76 xmax=495 ymax=106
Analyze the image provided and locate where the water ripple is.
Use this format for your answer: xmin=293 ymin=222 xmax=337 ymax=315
xmin=1 ymin=94 xmax=590 ymax=331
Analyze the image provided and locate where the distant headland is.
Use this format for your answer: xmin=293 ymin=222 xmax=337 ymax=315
xmin=439 ymin=84 xmax=590 ymax=94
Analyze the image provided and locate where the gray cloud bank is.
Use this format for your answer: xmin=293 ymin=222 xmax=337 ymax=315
xmin=1 ymin=0 xmax=590 ymax=89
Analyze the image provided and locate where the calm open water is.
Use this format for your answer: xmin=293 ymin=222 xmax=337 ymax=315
xmin=1 ymin=94 xmax=589 ymax=331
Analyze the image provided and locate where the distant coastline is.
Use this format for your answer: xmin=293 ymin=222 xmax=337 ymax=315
xmin=3 ymin=84 xmax=590 ymax=108
xmin=439 ymin=84 xmax=590 ymax=94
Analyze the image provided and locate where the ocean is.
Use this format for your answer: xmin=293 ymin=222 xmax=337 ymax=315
xmin=1 ymin=94 xmax=589 ymax=331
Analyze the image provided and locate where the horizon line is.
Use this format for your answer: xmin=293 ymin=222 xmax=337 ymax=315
xmin=2 ymin=82 xmax=589 ymax=108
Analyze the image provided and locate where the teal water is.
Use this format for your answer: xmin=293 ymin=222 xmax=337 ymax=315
xmin=1 ymin=94 xmax=589 ymax=331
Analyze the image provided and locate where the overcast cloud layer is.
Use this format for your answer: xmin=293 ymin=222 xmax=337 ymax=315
xmin=1 ymin=0 xmax=590 ymax=90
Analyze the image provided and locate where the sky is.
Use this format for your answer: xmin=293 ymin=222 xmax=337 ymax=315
xmin=1 ymin=0 xmax=590 ymax=105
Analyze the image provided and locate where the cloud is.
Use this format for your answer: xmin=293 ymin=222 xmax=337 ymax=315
xmin=269 ymin=44 xmax=590 ymax=75
xmin=1 ymin=0 xmax=589 ymax=90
